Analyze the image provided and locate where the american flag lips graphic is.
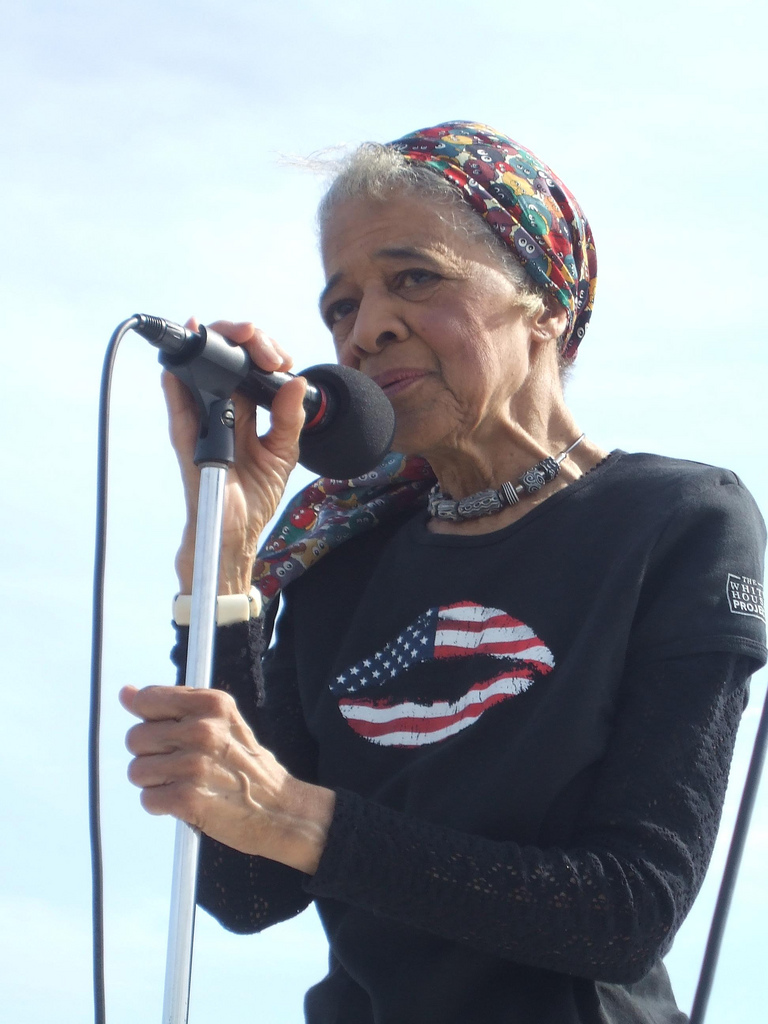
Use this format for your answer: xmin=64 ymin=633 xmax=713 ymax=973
xmin=331 ymin=601 xmax=554 ymax=747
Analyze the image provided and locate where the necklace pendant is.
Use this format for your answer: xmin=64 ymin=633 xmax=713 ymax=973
xmin=456 ymin=488 xmax=504 ymax=519
xmin=499 ymin=480 xmax=520 ymax=506
xmin=428 ymin=494 xmax=462 ymax=521
xmin=519 ymin=456 xmax=560 ymax=495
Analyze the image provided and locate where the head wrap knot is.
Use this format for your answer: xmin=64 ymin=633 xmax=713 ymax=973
xmin=388 ymin=121 xmax=597 ymax=359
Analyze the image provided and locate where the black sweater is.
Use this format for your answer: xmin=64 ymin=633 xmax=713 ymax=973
xmin=177 ymin=453 xmax=767 ymax=1023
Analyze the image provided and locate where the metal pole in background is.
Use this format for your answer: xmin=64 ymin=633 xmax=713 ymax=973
xmin=689 ymin=676 xmax=768 ymax=1023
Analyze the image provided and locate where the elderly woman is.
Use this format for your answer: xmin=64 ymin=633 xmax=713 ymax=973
xmin=121 ymin=123 xmax=767 ymax=1023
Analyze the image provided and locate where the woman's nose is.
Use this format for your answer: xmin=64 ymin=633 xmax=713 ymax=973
xmin=344 ymin=293 xmax=409 ymax=364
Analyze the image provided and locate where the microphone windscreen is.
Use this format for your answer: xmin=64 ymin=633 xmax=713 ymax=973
xmin=298 ymin=364 xmax=396 ymax=479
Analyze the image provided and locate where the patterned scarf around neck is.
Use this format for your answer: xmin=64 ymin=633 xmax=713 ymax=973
xmin=252 ymin=454 xmax=434 ymax=609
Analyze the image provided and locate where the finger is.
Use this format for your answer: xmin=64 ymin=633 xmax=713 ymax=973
xmin=161 ymin=368 xmax=196 ymax=420
xmin=119 ymin=684 xmax=140 ymax=715
xmin=252 ymin=376 xmax=307 ymax=464
xmin=120 ymin=684 xmax=233 ymax=724
xmin=127 ymin=750 xmax=176 ymax=788
xmin=128 ymin=746 xmax=247 ymax=821
xmin=206 ymin=319 xmax=253 ymax=342
xmin=270 ymin=337 xmax=294 ymax=370
xmin=207 ymin=321 xmax=293 ymax=373
xmin=159 ymin=361 xmax=201 ymax=520
xmin=126 ymin=700 xmax=242 ymax=755
xmin=125 ymin=718 xmax=183 ymax=756
xmin=128 ymin=764 xmax=203 ymax=822
xmin=127 ymin=748 xmax=203 ymax=789
xmin=161 ymin=370 xmax=201 ymax=458
xmin=242 ymin=326 xmax=287 ymax=372
xmin=137 ymin=775 xmax=208 ymax=824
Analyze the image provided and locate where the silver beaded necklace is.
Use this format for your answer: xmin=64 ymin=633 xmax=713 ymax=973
xmin=427 ymin=433 xmax=586 ymax=522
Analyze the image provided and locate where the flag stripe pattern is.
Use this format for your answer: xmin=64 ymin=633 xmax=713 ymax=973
xmin=332 ymin=601 xmax=554 ymax=747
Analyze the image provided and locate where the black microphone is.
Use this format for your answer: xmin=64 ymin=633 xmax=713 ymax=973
xmin=132 ymin=314 xmax=396 ymax=479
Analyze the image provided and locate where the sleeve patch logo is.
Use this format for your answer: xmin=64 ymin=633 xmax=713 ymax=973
xmin=330 ymin=601 xmax=554 ymax=747
xmin=726 ymin=574 xmax=765 ymax=622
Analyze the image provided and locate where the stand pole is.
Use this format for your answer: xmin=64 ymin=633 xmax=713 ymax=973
xmin=159 ymin=392 xmax=237 ymax=1024
xmin=162 ymin=463 xmax=228 ymax=1024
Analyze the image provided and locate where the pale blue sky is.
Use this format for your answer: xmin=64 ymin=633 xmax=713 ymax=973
xmin=1 ymin=1 xmax=766 ymax=1021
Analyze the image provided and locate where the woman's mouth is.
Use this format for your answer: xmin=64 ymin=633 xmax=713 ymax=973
xmin=371 ymin=369 xmax=431 ymax=398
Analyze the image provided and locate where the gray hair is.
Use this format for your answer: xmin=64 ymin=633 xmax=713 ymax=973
xmin=317 ymin=143 xmax=546 ymax=319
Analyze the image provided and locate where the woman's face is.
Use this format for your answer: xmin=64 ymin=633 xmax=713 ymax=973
xmin=319 ymin=195 xmax=550 ymax=460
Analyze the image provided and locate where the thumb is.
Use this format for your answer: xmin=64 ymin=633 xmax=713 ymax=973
xmin=119 ymin=685 xmax=140 ymax=715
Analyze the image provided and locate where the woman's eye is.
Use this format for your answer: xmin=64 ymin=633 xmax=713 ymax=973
xmin=324 ymin=299 xmax=356 ymax=327
xmin=398 ymin=268 xmax=438 ymax=289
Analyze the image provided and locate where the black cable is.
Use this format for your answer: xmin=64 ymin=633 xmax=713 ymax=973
xmin=690 ymin=678 xmax=768 ymax=1023
xmin=89 ymin=316 xmax=139 ymax=1024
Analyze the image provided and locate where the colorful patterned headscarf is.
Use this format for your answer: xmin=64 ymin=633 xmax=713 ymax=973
xmin=389 ymin=121 xmax=597 ymax=360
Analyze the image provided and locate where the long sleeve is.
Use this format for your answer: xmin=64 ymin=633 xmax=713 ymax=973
xmin=305 ymin=651 xmax=752 ymax=983
xmin=172 ymin=616 xmax=319 ymax=933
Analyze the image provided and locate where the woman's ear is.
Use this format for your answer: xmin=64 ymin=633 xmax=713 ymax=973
xmin=530 ymin=298 xmax=568 ymax=346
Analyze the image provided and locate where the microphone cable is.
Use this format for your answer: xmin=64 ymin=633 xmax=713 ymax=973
xmin=90 ymin=315 xmax=139 ymax=1024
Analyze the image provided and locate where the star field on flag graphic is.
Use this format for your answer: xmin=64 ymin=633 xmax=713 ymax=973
xmin=330 ymin=601 xmax=555 ymax=747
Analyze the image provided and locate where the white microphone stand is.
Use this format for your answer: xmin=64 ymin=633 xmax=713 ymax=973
xmin=161 ymin=396 xmax=235 ymax=1024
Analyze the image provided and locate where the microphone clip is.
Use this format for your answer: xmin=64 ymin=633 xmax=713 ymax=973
xmin=142 ymin=322 xmax=240 ymax=467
